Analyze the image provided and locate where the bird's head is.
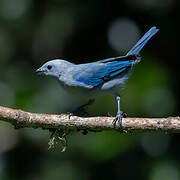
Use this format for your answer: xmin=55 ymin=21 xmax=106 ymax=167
xmin=35 ymin=59 xmax=71 ymax=78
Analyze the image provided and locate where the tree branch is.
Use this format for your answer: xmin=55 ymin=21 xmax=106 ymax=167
xmin=0 ymin=105 xmax=180 ymax=133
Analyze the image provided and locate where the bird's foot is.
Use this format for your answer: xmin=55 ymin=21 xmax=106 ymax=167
xmin=113 ymin=112 xmax=122 ymax=128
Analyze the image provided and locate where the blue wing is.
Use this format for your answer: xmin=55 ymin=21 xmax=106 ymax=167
xmin=73 ymin=59 xmax=133 ymax=87
xmin=73 ymin=27 xmax=159 ymax=88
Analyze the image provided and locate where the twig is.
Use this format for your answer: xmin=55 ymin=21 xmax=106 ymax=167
xmin=0 ymin=105 xmax=180 ymax=133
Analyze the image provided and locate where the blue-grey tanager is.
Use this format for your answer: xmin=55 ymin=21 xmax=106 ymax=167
xmin=35 ymin=26 xmax=159 ymax=127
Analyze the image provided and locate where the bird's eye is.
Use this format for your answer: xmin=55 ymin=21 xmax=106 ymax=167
xmin=47 ymin=65 xmax=52 ymax=70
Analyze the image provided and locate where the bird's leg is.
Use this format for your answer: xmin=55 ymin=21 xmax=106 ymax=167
xmin=113 ymin=94 xmax=122 ymax=128
xmin=69 ymin=99 xmax=95 ymax=118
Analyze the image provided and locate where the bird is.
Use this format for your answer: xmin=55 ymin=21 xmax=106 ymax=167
xmin=35 ymin=26 xmax=159 ymax=127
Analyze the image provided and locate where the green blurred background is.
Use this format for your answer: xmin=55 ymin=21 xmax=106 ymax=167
xmin=0 ymin=0 xmax=180 ymax=179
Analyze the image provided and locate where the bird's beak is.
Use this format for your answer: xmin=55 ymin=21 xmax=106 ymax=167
xmin=35 ymin=68 xmax=44 ymax=75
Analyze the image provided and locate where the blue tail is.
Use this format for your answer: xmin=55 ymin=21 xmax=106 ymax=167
xmin=127 ymin=26 xmax=159 ymax=56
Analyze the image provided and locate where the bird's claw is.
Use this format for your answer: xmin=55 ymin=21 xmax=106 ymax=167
xmin=113 ymin=112 xmax=122 ymax=128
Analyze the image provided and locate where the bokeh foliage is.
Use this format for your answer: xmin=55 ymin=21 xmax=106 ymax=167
xmin=0 ymin=0 xmax=180 ymax=179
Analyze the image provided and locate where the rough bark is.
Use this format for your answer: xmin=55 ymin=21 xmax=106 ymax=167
xmin=0 ymin=106 xmax=180 ymax=133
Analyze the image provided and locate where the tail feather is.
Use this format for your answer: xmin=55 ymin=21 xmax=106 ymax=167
xmin=127 ymin=26 xmax=159 ymax=56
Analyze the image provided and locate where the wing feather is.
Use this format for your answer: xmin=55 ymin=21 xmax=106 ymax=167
xmin=73 ymin=60 xmax=133 ymax=87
